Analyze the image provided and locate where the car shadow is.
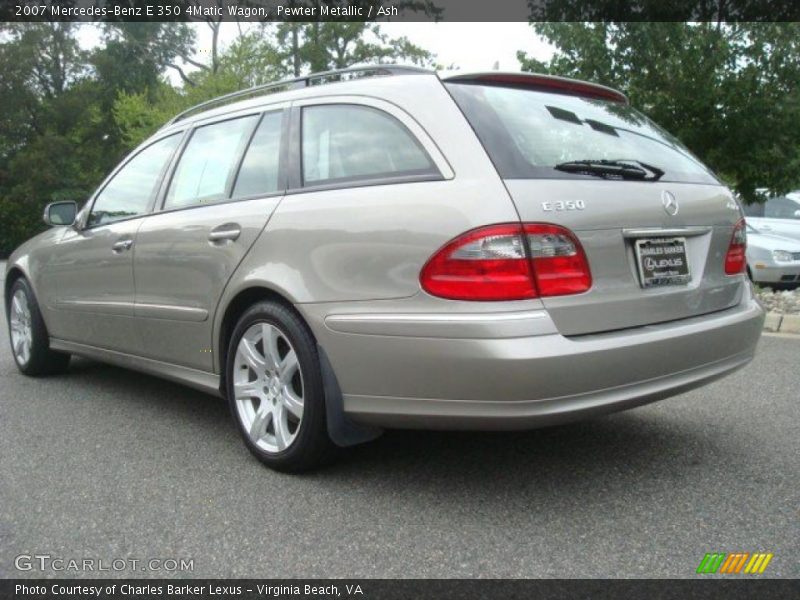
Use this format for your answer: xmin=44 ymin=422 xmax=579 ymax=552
xmin=329 ymin=413 xmax=711 ymax=481
xmin=64 ymin=356 xmax=229 ymax=412
xmin=55 ymin=356 xmax=727 ymax=509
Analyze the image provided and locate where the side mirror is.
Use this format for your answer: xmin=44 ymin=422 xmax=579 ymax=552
xmin=794 ymin=209 xmax=800 ymax=219
xmin=43 ymin=201 xmax=77 ymax=226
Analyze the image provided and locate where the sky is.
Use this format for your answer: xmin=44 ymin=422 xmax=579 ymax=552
xmin=78 ymin=22 xmax=555 ymax=82
xmin=360 ymin=22 xmax=554 ymax=71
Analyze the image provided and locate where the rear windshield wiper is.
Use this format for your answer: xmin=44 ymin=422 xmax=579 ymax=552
xmin=554 ymin=159 xmax=664 ymax=181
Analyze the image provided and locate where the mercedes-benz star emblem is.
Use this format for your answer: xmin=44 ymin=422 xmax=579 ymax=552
xmin=662 ymin=190 xmax=679 ymax=216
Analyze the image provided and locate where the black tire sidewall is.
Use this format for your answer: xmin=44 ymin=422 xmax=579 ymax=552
xmin=8 ymin=277 xmax=68 ymax=375
xmin=225 ymin=301 xmax=331 ymax=471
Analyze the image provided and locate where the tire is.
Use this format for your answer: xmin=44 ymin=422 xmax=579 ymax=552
xmin=226 ymin=301 xmax=336 ymax=472
xmin=7 ymin=277 xmax=71 ymax=376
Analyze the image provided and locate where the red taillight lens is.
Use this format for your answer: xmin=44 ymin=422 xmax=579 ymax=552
xmin=420 ymin=223 xmax=592 ymax=301
xmin=419 ymin=224 xmax=536 ymax=301
xmin=724 ymin=219 xmax=747 ymax=275
xmin=524 ymin=224 xmax=593 ymax=296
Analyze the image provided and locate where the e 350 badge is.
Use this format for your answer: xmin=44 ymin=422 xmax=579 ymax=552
xmin=542 ymin=200 xmax=586 ymax=211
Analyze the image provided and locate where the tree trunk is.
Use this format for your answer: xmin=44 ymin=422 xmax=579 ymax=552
xmin=292 ymin=24 xmax=300 ymax=76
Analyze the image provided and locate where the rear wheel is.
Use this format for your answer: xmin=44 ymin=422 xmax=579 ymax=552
xmin=226 ymin=301 xmax=336 ymax=472
xmin=7 ymin=277 xmax=70 ymax=376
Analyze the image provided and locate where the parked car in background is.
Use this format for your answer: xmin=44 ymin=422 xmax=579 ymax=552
xmin=745 ymin=222 xmax=800 ymax=288
xmin=5 ymin=66 xmax=765 ymax=472
xmin=743 ymin=191 xmax=800 ymax=241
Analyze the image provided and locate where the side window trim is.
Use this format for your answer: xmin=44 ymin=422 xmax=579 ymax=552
xmin=287 ymin=104 xmax=302 ymax=190
xmin=156 ymin=112 xmax=261 ymax=212
xmin=151 ymin=128 xmax=192 ymax=215
xmin=84 ymin=131 xmax=184 ymax=230
xmin=228 ymin=107 xmax=290 ymax=201
xmin=286 ymin=100 xmax=447 ymax=194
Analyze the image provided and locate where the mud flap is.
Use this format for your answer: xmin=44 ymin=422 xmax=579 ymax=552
xmin=318 ymin=345 xmax=383 ymax=447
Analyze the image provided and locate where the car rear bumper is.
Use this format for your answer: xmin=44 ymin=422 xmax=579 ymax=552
xmin=309 ymin=285 xmax=765 ymax=430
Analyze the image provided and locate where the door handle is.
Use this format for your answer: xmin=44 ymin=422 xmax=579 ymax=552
xmin=208 ymin=224 xmax=241 ymax=243
xmin=112 ymin=239 xmax=133 ymax=253
xmin=761 ymin=225 xmax=772 ymax=231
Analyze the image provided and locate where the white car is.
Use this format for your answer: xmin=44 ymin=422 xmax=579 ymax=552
xmin=745 ymin=223 xmax=800 ymax=287
xmin=743 ymin=191 xmax=800 ymax=241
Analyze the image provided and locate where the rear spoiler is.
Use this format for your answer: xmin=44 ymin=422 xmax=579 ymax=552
xmin=439 ymin=71 xmax=629 ymax=104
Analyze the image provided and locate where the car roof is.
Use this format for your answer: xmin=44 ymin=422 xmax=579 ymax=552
xmin=156 ymin=65 xmax=629 ymax=136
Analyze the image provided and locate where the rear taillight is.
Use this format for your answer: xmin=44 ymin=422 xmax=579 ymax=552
xmin=524 ymin=224 xmax=592 ymax=296
xmin=420 ymin=223 xmax=592 ymax=301
xmin=419 ymin=224 xmax=535 ymax=301
xmin=724 ymin=219 xmax=747 ymax=275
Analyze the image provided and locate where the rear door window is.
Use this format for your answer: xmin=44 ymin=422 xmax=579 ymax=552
xmin=232 ymin=111 xmax=283 ymax=198
xmin=446 ymin=82 xmax=719 ymax=185
xmin=164 ymin=115 xmax=258 ymax=209
xmin=300 ymin=104 xmax=438 ymax=186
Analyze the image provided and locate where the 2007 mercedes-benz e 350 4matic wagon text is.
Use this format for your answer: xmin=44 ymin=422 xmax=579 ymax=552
xmin=5 ymin=66 xmax=764 ymax=471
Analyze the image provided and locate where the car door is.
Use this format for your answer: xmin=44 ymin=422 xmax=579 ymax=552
xmin=49 ymin=133 xmax=182 ymax=351
xmin=132 ymin=108 xmax=288 ymax=371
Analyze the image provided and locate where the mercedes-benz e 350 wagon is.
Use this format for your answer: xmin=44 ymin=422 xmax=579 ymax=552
xmin=5 ymin=66 xmax=765 ymax=471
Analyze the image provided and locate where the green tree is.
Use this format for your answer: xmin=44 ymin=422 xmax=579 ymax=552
xmin=519 ymin=23 xmax=800 ymax=201
xmin=276 ymin=22 xmax=435 ymax=76
xmin=0 ymin=23 xmax=97 ymax=257
xmin=112 ymin=26 xmax=286 ymax=148
xmin=113 ymin=71 xmax=245 ymax=149
xmin=95 ymin=23 xmax=196 ymax=95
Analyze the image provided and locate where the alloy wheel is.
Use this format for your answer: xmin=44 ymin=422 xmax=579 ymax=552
xmin=233 ymin=322 xmax=305 ymax=453
xmin=9 ymin=288 xmax=33 ymax=366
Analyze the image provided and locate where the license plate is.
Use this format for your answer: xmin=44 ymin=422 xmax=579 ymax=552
xmin=634 ymin=237 xmax=691 ymax=288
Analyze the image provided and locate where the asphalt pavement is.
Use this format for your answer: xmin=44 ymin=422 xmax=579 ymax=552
xmin=1 ymin=270 xmax=798 ymax=579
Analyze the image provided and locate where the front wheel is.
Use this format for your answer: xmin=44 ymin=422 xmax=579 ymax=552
xmin=226 ymin=301 xmax=336 ymax=472
xmin=7 ymin=277 xmax=70 ymax=376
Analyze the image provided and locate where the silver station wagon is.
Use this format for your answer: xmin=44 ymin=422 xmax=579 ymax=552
xmin=5 ymin=66 xmax=765 ymax=471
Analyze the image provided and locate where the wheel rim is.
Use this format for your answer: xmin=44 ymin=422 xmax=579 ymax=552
xmin=9 ymin=288 xmax=33 ymax=366
xmin=233 ymin=322 xmax=304 ymax=454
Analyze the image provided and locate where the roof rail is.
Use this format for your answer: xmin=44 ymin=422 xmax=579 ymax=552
xmin=165 ymin=64 xmax=431 ymax=126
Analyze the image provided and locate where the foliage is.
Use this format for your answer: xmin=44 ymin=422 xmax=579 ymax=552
xmin=275 ymin=22 xmax=435 ymax=75
xmin=518 ymin=23 xmax=800 ymax=202
xmin=0 ymin=24 xmax=103 ymax=257
xmin=113 ymin=72 xmax=244 ymax=149
xmin=111 ymin=21 xmax=435 ymax=158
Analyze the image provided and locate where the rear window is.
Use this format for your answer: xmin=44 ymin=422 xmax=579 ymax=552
xmin=446 ymin=82 xmax=719 ymax=185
